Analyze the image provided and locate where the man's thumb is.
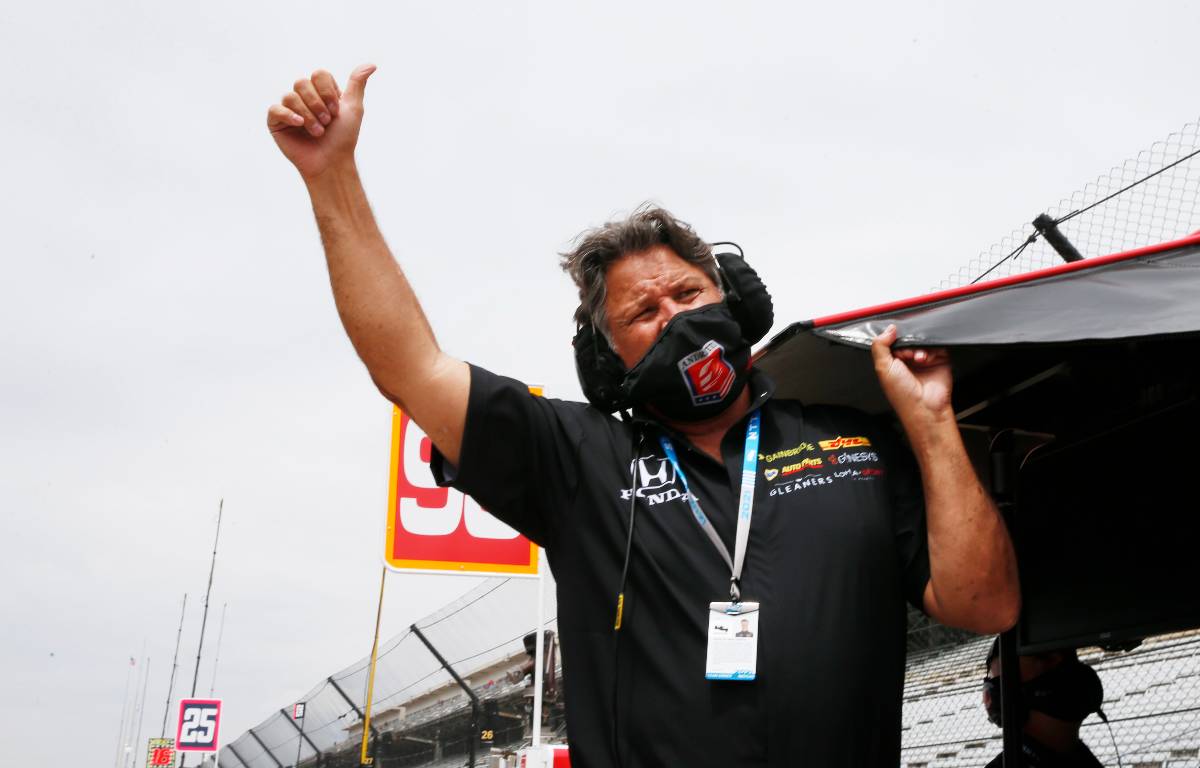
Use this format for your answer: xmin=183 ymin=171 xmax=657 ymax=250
xmin=344 ymin=64 xmax=376 ymax=102
xmin=869 ymin=324 xmax=897 ymax=371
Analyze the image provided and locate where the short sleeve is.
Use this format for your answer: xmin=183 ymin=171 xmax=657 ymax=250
xmin=875 ymin=417 xmax=930 ymax=612
xmin=429 ymin=364 xmax=582 ymax=546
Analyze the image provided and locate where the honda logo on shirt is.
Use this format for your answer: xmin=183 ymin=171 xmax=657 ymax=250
xmin=620 ymin=455 xmax=682 ymax=502
xmin=632 ymin=456 xmax=675 ymax=491
xmin=386 ymin=407 xmax=539 ymax=575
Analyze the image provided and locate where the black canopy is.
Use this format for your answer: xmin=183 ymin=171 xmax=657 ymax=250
xmin=757 ymin=231 xmax=1200 ymax=657
xmin=756 ymin=232 xmax=1200 ymax=419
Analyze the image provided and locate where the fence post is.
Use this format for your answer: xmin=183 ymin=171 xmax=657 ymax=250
xmin=1032 ymin=213 xmax=1084 ymax=263
xmin=246 ymin=727 xmax=285 ymax=768
xmin=279 ymin=708 xmax=321 ymax=766
xmin=411 ymin=624 xmax=481 ymax=768
xmin=327 ymin=676 xmax=381 ymax=742
xmin=225 ymin=745 xmax=249 ymax=768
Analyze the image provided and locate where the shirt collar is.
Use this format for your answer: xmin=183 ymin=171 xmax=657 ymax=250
xmin=747 ymin=367 xmax=775 ymax=410
xmin=1017 ymin=735 xmax=1100 ymax=767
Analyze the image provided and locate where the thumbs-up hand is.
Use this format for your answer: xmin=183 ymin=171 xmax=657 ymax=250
xmin=267 ymin=64 xmax=376 ymax=180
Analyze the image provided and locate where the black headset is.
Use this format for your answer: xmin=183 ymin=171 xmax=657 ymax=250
xmin=984 ymin=639 xmax=1106 ymax=726
xmin=571 ymin=243 xmax=775 ymax=413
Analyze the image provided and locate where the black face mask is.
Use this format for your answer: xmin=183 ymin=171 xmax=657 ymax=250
xmin=983 ymin=675 xmax=1009 ymax=727
xmin=983 ymin=660 xmax=1103 ymax=727
xmin=621 ymin=302 xmax=750 ymax=423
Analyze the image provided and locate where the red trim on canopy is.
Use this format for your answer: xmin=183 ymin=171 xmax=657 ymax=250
xmin=811 ymin=232 xmax=1200 ymax=329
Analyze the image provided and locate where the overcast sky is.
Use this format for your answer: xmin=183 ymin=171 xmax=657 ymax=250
xmin=3 ymin=0 xmax=1198 ymax=764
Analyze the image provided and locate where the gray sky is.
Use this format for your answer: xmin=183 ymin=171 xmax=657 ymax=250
xmin=3 ymin=0 xmax=1198 ymax=764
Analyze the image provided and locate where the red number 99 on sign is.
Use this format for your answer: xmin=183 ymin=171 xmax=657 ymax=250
xmin=385 ymin=409 xmax=540 ymax=574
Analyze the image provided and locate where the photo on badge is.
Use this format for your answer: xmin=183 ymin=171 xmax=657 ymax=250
xmin=705 ymin=601 xmax=760 ymax=681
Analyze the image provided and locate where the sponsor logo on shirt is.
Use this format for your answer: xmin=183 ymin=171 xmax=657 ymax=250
xmin=768 ymin=466 xmax=885 ymax=495
xmin=625 ymin=487 xmax=697 ymax=506
xmin=826 ymin=450 xmax=880 ymax=465
xmin=818 ymin=435 xmax=872 ymax=451
xmin=780 ymin=457 xmax=824 ymax=476
xmin=761 ymin=442 xmax=885 ymax=495
xmin=618 ymin=441 xmax=887 ymax=505
xmin=832 ymin=468 xmax=885 ymax=480
xmin=758 ymin=442 xmax=817 ymax=463
xmin=631 ymin=456 xmax=675 ymax=490
xmin=678 ymin=340 xmax=736 ymax=405
xmin=769 ymin=475 xmax=836 ymax=495
xmin=618 ymin=455 xmax=694 ymax=507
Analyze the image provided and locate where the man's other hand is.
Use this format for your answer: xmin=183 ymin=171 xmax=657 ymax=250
xmin=267 ymin=64 xmax=376 ymax=180
xmin=870 ymin=324 xmax=954 ymax=431
xmin=872 ymin=324 xmax=1021 ymax=634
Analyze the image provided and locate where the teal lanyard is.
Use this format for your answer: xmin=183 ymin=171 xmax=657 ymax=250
xmin=658 ymin=410 xmax=761 ymax=601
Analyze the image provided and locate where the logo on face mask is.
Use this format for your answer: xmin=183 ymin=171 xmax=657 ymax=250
xmin=678 ymin=340 xmax=736 ymax=406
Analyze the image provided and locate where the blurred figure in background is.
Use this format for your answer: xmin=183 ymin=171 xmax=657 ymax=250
xmin=982 ymin=637 xmax=1105 ymax=767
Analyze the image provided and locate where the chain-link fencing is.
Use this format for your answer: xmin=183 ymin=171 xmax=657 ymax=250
xmin=901 ymin=624 xmax=1200 ymax=768
xmin=219 ymin=575 xmax=559 ymax=768
xmin=938 ymin=119 xmax=1200 ymax=289
xmin=220 ymin=598 xmax=1200 ymax=768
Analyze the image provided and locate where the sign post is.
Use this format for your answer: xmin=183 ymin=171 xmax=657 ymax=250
xmin=532 ymin=547 xmax=546 ymax=746
xmin=293 ymin=702 xmax=306 ymax=768
xmin=382 ymin=387 xmax=546 ymax=758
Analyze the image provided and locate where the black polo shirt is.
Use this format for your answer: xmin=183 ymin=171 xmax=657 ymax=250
xmin=432 ymin=365 xmax=929 ymax=768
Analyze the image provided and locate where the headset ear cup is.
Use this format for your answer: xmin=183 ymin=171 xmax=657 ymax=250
xmin=573 ymin=323 xmax=630 ymax=412
xmin=715 ymin=252 xmax=774 ymax=344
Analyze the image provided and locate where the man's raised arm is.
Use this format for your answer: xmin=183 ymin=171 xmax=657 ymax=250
xmin=267 ymin=65 xmax=469 ymax=464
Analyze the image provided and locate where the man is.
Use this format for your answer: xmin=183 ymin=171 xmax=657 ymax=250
xmin=735 ymin=619 xmax=754 ymax=638
xmin=982 ymin=639 xmax=1105 ymax=767
xmin=267 ymin=65 xmax=1020 ymax=767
